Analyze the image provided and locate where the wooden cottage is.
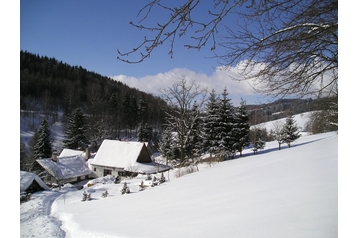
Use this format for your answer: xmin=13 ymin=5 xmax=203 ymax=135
xmin=90 ymin=140 xmax=171 ymax=178
xmin=36 ymin=151 xmax=92 ymax=186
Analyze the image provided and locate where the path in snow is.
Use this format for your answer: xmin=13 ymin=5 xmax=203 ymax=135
xmin=20 ymin=190 xmax=66 ymax=238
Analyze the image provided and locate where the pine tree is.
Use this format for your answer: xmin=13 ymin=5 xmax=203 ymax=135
xmin=217 ymin=88 xmax=235 ymax=159
xmin=28 ymin=129 xmax=44 ymax=174
xmin=201 ymin=89 xmax=221 ymax=159
xmin=63 ymin=107 xmax=88 ymax=150
xmin=109 ymin=93 xmax=119 ymax=115
xmin=28 ymin=129 xmax=39 ymax=160
xmin=158 ymin=127 xmax=172 ymax=160
xmin=283 ymin=113 xmax=301 ymax=148
xmin=250 ymin=127 xmax=266 ymax=155
xmin=138 ymin=95 xmax=149 ymax=123
xmin=185 ymin=101 xmax=203 ymax=159
xmin=158 ymin=126 xmax=180 ymax=163
xmin=232 ymin=99 xmax=251 ymax=157
xmin=138 ymin=122 xmax=153 ymax=143
xmin=33 ymin=119 xmax=53 ymax=160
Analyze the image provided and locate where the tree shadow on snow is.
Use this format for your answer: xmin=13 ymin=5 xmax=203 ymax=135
xmin=231 ymin=138 xmax=324 ymax=159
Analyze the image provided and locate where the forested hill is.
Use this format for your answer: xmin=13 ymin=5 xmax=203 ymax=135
xmin=20 ymin=51 xmax=166 ymax=148
xmin=20 ymin=50 xmax=168 ymax=116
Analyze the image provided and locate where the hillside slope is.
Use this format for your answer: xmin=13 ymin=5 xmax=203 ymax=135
xmin=21 ymin=131 xmax=338 ymax=238
xmin=254 ymin=111 xmax=313 ymax=132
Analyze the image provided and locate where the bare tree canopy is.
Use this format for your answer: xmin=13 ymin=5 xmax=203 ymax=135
xmin=117 ymin=0 xmax=337 ymax=98
xmin=160 ymin=76 xmax=208 ymax=162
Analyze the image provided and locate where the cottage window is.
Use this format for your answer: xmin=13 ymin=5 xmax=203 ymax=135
xmin=104 ymin=169 xmax=112 ymax=176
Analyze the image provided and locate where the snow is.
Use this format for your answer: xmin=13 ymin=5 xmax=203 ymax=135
xmin=91 ymin=140 xmax=150 ymax=168
xmin=20 ymin=131 xmax=338 ymax=238
xmin=91 ymin=140 xmax=170 ymax=174
xmin=253 ymin=111 xmax=312 ymax=132
xmin=58 ymin=149 xmax=85 ymax=158
xmin=36 ymin=155 xmax=92 ymax=180
xmin=20 ymin=171 xmax=50 ymax=192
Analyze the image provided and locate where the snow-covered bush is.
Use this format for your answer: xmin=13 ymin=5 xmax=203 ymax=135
xmin=83 ymin=175 xmax=115 ymax=188
xmin=174 ymin=165 xmax=199 ymax=178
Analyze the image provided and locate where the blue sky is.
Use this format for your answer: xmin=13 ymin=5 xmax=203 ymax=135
xmin=20 ymin=1 xmax=228 ymax=77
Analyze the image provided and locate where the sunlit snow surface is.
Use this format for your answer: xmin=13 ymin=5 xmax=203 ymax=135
xmin=20 ymin=131 xmax=337 ymax=238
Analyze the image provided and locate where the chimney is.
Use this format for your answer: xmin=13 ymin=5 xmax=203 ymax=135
xmin=85 ymin=147 xmax=90 ymax=161
xmin=51 ymin=151 xmax=58 ymax=162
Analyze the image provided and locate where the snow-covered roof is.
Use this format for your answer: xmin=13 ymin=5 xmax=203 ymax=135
xmin=36 ymin=155 xmax=92 ymax=180
xmin=91 ymin=140 xmax=171 ymax=173
xmin=59 ymin=148 xmax=95 ymax=160
xmin=59 ymin=148 xmax=84 ymax=157
xmin=92 ymin=140 xmax=149 ymax=168
xmin=20 ymin=171 xmax=50 ymax=192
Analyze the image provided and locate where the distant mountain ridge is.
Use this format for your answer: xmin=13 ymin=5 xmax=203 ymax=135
xmin=244 ymin=98 xmax=315 ymax=125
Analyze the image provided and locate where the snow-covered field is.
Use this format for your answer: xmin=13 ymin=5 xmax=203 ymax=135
xmin=20 ymin=130 xmax=338 ymax=238
xmin=253 ymin=111 xmax=311 ymax=132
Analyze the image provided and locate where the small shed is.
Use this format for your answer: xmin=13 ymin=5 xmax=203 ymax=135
xmin=20 ymin=171 xmax=50 ymax=193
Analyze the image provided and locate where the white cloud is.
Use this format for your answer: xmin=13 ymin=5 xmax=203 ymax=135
xmin=111 ymin=59 xmax=336 ymax=106
xmin=111 ymin=66 xmax=259 ymax=105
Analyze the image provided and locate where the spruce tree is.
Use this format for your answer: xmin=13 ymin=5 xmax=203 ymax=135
xmin=283 ymin=113 xmax=301 ymax=148
xmin=250 ymin=127 xmax=266 ymax=155
xmin=232 ymin=99 xmax=251 ymax=157
xmin=201 ymin=89 xmax=221 ymax=159
xmin=138 ymin=122 xmax=153 ymax=143
xmin=217 ymin=88 xmax=235 ymax=159
xmin=63 ymin=107 xmax=88 ymax=150
xmin=28 ymin=129 xmax=44 ymax=174
xmin=158 ymin=128 xmax=171 ymax=160
xmin=28 ymin=129 xmax=39 ymax=160
xmin=138 ymin=95 xmax=149 ymax=123
xmin=33 ymin=119 xmax=52 ymax=160
xmin=158 ymin=126 xmax=180 ymax=162
xmin=185 ymin=101 xmax=203 ymax=159
xmin=109 ymin=93 xmax=119 ymax=115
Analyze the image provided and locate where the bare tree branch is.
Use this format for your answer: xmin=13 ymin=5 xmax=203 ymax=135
xmin=160 ymin=76 xmax=208 ymax=162
xmin=117 ymin=0 xmax=337 ymax=99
